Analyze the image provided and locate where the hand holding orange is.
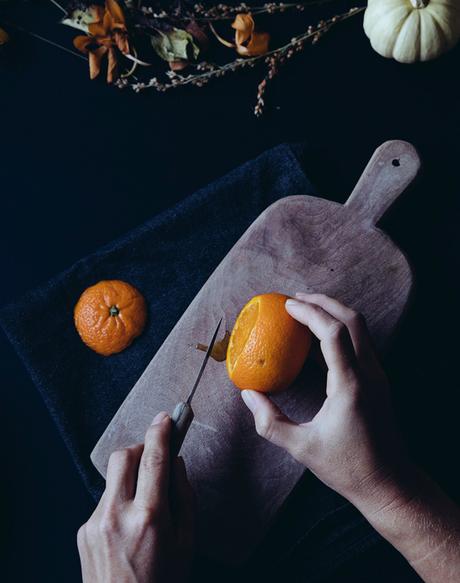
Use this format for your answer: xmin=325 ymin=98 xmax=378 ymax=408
xmin=226 ymin=293 xmax=312 ymax=393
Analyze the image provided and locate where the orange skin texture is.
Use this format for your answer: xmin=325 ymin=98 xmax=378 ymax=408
xmin=227 ymin=293 xmax=312 ymax=393
xmin=74 ymin=280 xmax=147 ymax=356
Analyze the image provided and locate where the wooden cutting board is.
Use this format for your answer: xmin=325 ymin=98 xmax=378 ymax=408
xmin=92 ymin=140 xmax=420 ymax=565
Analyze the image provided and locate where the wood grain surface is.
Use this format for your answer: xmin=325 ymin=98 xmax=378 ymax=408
xmin=91 ymin=140 xmax=420 ymax=565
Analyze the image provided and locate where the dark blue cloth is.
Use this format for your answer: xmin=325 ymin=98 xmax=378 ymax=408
xmin=0 ymin=143 xmax=383 ymax=579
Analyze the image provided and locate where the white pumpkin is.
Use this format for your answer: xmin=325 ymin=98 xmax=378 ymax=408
xmin=364 ymin=0 xmax=460 ymax=63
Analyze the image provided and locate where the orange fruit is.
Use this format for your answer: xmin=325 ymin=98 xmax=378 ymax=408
xmin=226 ymin=293 xmax=312 ymax=393
xmin=74 ymin=280 xmax=147 ymax=356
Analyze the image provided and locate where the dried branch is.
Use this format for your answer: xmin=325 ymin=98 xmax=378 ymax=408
xmin=139 ymin=0 xmax=353 ymax=22
xmin=43 ymin=1 xmax=367 ymax=116
xmin=121 ymin=6 xmax=365 ymax=118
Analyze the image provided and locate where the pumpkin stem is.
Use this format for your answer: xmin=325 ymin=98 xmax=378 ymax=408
xmin=109 ymin=305 xmax=120 ymax=316
xmin=410 ymin=0 xmax=429 ymax=8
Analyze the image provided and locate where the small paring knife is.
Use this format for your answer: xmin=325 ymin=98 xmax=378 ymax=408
xmin=170 ymin=317 xmax=223 ymax=457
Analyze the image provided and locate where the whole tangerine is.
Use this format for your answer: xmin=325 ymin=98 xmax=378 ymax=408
xmin=74 ymin=280 xmax=147 ymax=356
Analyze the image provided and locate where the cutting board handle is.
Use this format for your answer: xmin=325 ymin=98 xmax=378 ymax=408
xmin=345 ymin=140 xmax=421 ymax=225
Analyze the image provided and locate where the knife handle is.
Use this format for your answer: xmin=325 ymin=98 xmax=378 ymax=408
xmin=170 ymin=401 xmax=194 ymax=457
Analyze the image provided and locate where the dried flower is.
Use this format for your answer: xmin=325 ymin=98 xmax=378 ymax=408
xmin=211 ymin=12 xmax=269 ymax=57
xmin=73 ymin=0 xmax=130 ymax=83
xmin=232 ymin=13 xmax=269 ymax=57
xmin=59 ymin=1 xmax=364 ymax=115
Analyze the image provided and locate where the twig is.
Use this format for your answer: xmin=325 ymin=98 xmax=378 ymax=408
xmin=128 ymin=7 xmax=364 ymax=96
xmin=140 ymin=0 xmax=362 ymax=22
xmin=49 ymin=0 xmax=68 ymax=15
xmin=4 ymin=21 xmax=87 ymax=60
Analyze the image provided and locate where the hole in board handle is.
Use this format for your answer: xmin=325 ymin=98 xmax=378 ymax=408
xmin=392 ymin=159 xmax=400 ymax=167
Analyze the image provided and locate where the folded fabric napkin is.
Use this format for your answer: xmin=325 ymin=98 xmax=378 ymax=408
xmin=0 ymin=143 xmax=382 ymax=579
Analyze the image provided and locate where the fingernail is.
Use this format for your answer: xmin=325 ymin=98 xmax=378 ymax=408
xmin=152 ymin=411 xmax=169 ymax=425
xmin=286 ymin=299 xmax=300 ymax=308
xmin=241 ymin=390 xmax=257 ymax=412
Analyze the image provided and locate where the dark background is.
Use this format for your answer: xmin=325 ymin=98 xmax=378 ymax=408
xmin=1 ymin=1 xmax=459 ymax=581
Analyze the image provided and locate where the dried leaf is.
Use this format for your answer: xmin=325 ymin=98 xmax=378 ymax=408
xmin=186 ymin=20 xmax=209 ymax=53
xmin=209 ymin=22 xmax=234 ymax=48
xmin=106 ymin=46 xmax=117 ymax=83
xmin=151 ymin=28 xmax=200 ymax=64
xmin=211 ymin=13 xmax=269 ymax=57
xmin=73 ymin=34 xmax=93 ymax=53
xmin=114 ymin=29 xmax=129 ymax=54
xmin=106 ymin=0 xmax=125 ymax=25
xmin=232 ymin=14 xmax=254 ymax=46
xmin=170 ymin=60 xmax=189 ymax=71
xmin=236 ymin=31 xmax=269 ymax=57
xmin=89 ymin=46 xmax=107 ymax=79
xmin=62 ymin=6 xmax=103 ymax=33
xmin=0 ymin=26 xmax=9 ymax=46
xmin=88 ymin=19 xmax=108 ymax=37
xmin=232 ymin=13 xmax=269 ymax=57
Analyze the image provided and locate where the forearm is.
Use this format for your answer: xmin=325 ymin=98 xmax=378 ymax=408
xmin=349 ymin=465 xmax=460 ymax=582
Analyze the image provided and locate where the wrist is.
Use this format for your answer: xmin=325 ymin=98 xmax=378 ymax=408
xmin=345 ymin=459 xmax=445 ymax=564
xmin=345 ymin=460 xmax=420 ymax=527
xmin=346 ymin=462 xmax=460 ymax=578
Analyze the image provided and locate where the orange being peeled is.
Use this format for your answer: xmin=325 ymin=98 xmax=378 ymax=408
xmin=74 ymin=280 xmax=147 ymax=356
xmin=226 ymin=293 xmax=312 ymax=393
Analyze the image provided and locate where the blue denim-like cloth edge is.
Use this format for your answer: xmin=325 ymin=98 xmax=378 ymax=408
xmin=0 ymin=143 xmax=380 ymax=578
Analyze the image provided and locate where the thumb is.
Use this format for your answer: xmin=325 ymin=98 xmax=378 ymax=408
xmin=241 ymin=390 xmax=305 ymax=458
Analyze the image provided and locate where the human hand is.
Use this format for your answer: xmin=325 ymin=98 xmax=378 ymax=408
xmin=77 ymin=412 xmax=194 ymax=583
xmin=241 ymin=294 xmax=460 ymax=582
xmin=241 ymin=293 xmax=409 ymax=506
